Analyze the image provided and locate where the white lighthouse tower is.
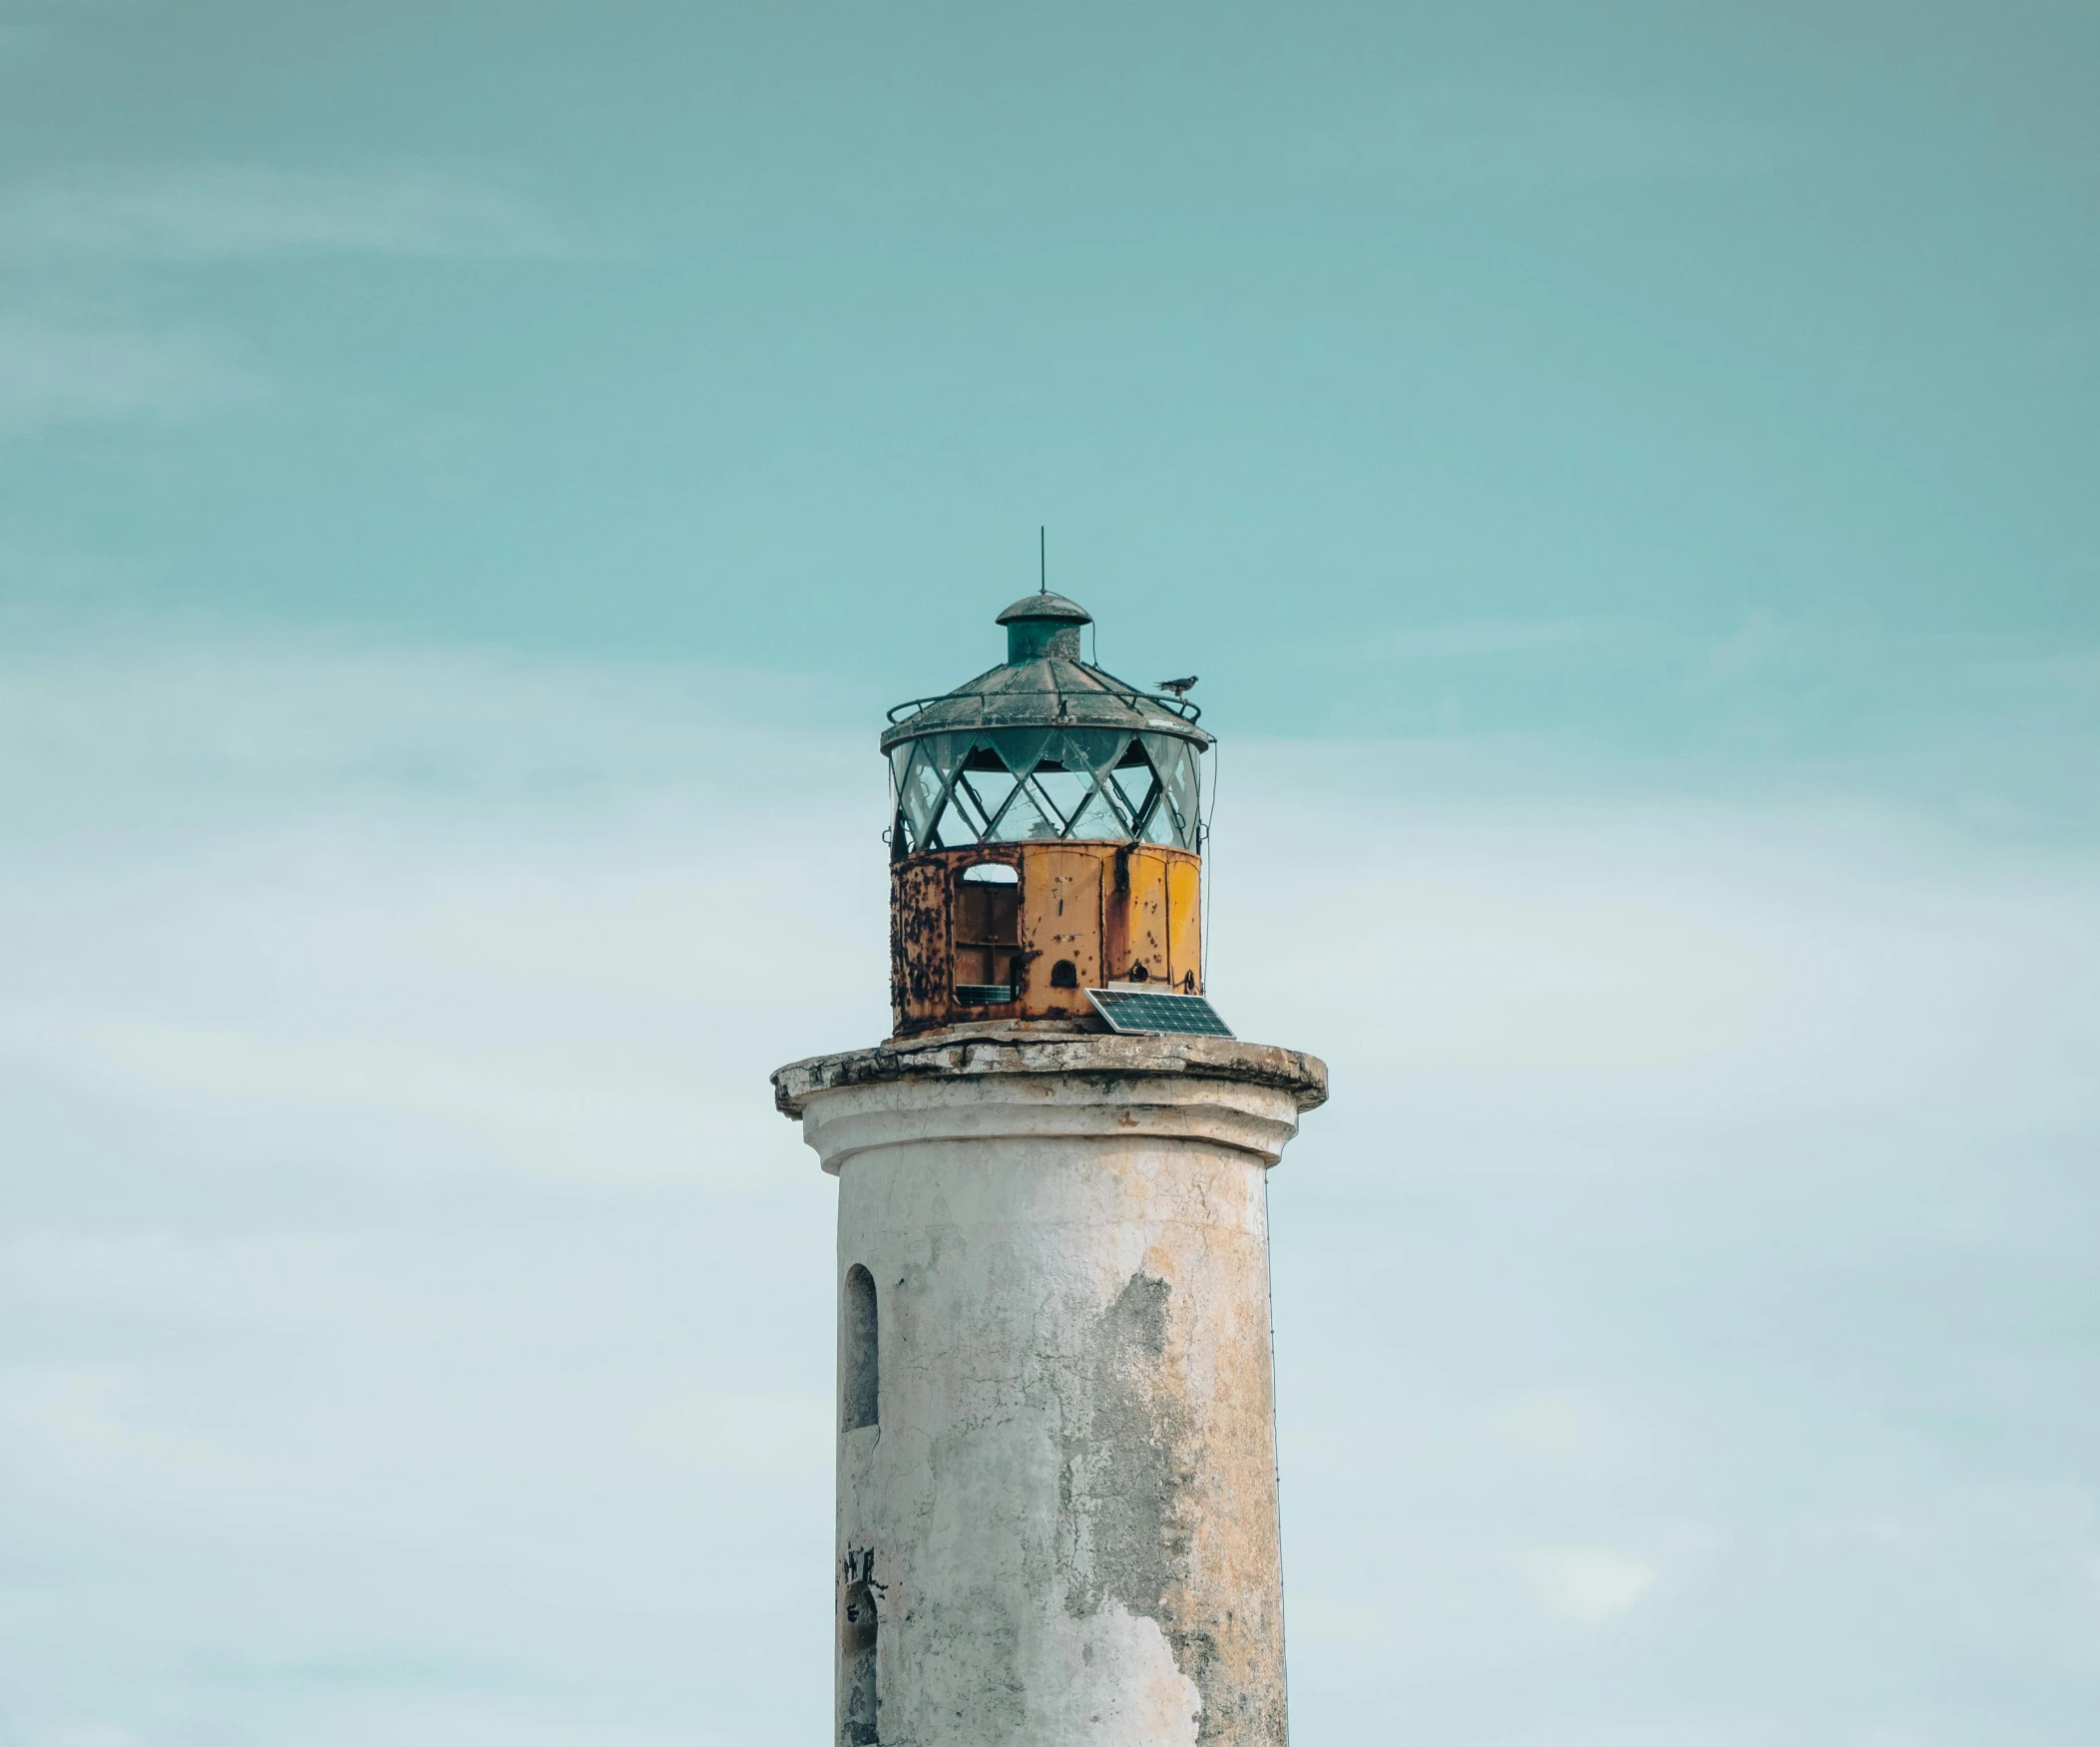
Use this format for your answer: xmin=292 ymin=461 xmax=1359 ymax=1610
xmin=772 ymin=589 xmax=1326 ymax=1747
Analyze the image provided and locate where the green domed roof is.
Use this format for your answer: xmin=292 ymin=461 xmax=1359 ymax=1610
xmin=880 ymin=594 xmax=1206 ymax=756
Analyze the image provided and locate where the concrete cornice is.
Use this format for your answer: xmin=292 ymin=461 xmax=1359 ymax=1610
xmin=771 ymin=1030 xmax=1329 ymax=1121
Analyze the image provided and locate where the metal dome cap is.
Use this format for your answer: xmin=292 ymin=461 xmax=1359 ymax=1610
xmin=993 ymin=590 xmax=1091 ymax=661
xmin=994 ymin=590 xmax=1091 ymax=622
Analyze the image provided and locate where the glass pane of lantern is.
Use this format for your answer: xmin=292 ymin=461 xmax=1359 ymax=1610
xmin=897 ymin=739 xmax=962 ymax=851
xmin=1141 ymin=735 xmax=1202 ymax=850
xmin=1039 ymin=730 xmax=1134 ymax=838
xmin=1050 ymin=729 xmax=1131 ymax=784
xmin=920 ymin=732 xmax=1004 ymax=845
xmin=985 ymin=782 xmax=1058 ymax=841
xmin=1111 ymin=761 xmax=1155 ymax=819
xmin=889 ymin=745 xmax=916 ymax=845
xmin=985 ymin=726 xmax=1055 ymax=780
xmin=1065 ymin=784 xmax=1127 ymax=838
xmin=955 ymin=766 xmax=1017 ymax=839
xmin=1029 ymin=767 xmax=1091 ymax=833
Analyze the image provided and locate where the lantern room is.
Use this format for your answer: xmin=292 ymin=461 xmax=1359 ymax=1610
xmin=882 ymin=591 xmax=1210 ymax=1036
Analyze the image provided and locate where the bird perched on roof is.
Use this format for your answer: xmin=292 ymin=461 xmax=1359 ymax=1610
xmin=1155 ymin=675 xmax=1199 ymax=697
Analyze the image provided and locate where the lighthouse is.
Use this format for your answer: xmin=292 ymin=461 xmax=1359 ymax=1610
xmin=772 ymin=588 xmax=1327 ymax=1747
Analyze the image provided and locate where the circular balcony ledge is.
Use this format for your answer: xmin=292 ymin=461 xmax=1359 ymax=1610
xmin=771 ymin=1027 xmax=1329 ymax=1126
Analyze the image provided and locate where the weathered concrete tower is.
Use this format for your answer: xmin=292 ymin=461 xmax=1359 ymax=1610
xmin=772 ymin=589 xmax=1326 ymax=1747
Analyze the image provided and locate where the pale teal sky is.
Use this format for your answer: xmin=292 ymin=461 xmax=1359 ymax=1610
xmin=4 ymin=1 xmax=2098 ymax=764
xmin=2 ymin=7 xmax=2097 ymax=1747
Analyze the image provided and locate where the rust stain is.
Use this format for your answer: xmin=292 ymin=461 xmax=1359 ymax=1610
xmin=890 ymin=843 xmax=1204 ymax=1037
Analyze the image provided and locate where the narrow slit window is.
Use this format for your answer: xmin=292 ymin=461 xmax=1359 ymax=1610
xmin=843 ymin=1264 xmax=878 ymax=1432
xmin=954 ymin=863 xmax=1021 ymax=1005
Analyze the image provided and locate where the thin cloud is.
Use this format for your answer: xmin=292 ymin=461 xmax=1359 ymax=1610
xmin=0 ymin=166 xmax=569 ymax=261
xmin=3 ymin=630 xmax=2096 ymax=1741
xmin=0 ymin=316 xmax=252 ymax=435
xmin=1520 ymin=1547 xmax=1660 ymax=1624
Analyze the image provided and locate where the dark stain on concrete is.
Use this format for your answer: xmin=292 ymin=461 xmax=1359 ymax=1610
xmin=1061 ymin=1271 xmax=1179 ymax=1620
xmin=1056 ymin=1269 xmax=1256 ymax=1740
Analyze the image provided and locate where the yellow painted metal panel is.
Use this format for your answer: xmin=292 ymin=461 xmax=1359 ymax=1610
xmin=1019 ymin=845 xmax=1104 ymax=1017
xmin=1165 ymin=853 xmax=1203 ymax=993
xmin=1125 ymin=850 xmax=1170 ymax=983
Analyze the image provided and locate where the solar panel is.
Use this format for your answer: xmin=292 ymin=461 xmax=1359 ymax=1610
xmin=1085 ymin=988 xmax=1235 ymax=1038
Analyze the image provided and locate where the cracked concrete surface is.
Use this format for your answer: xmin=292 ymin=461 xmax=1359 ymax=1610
xmin=780 ymin=1037 xmax=1325 ymax=1747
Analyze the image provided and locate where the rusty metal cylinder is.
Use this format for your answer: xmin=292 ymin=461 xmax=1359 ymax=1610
xmin=889 ymin=842 xmax=1202 ymax=1036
